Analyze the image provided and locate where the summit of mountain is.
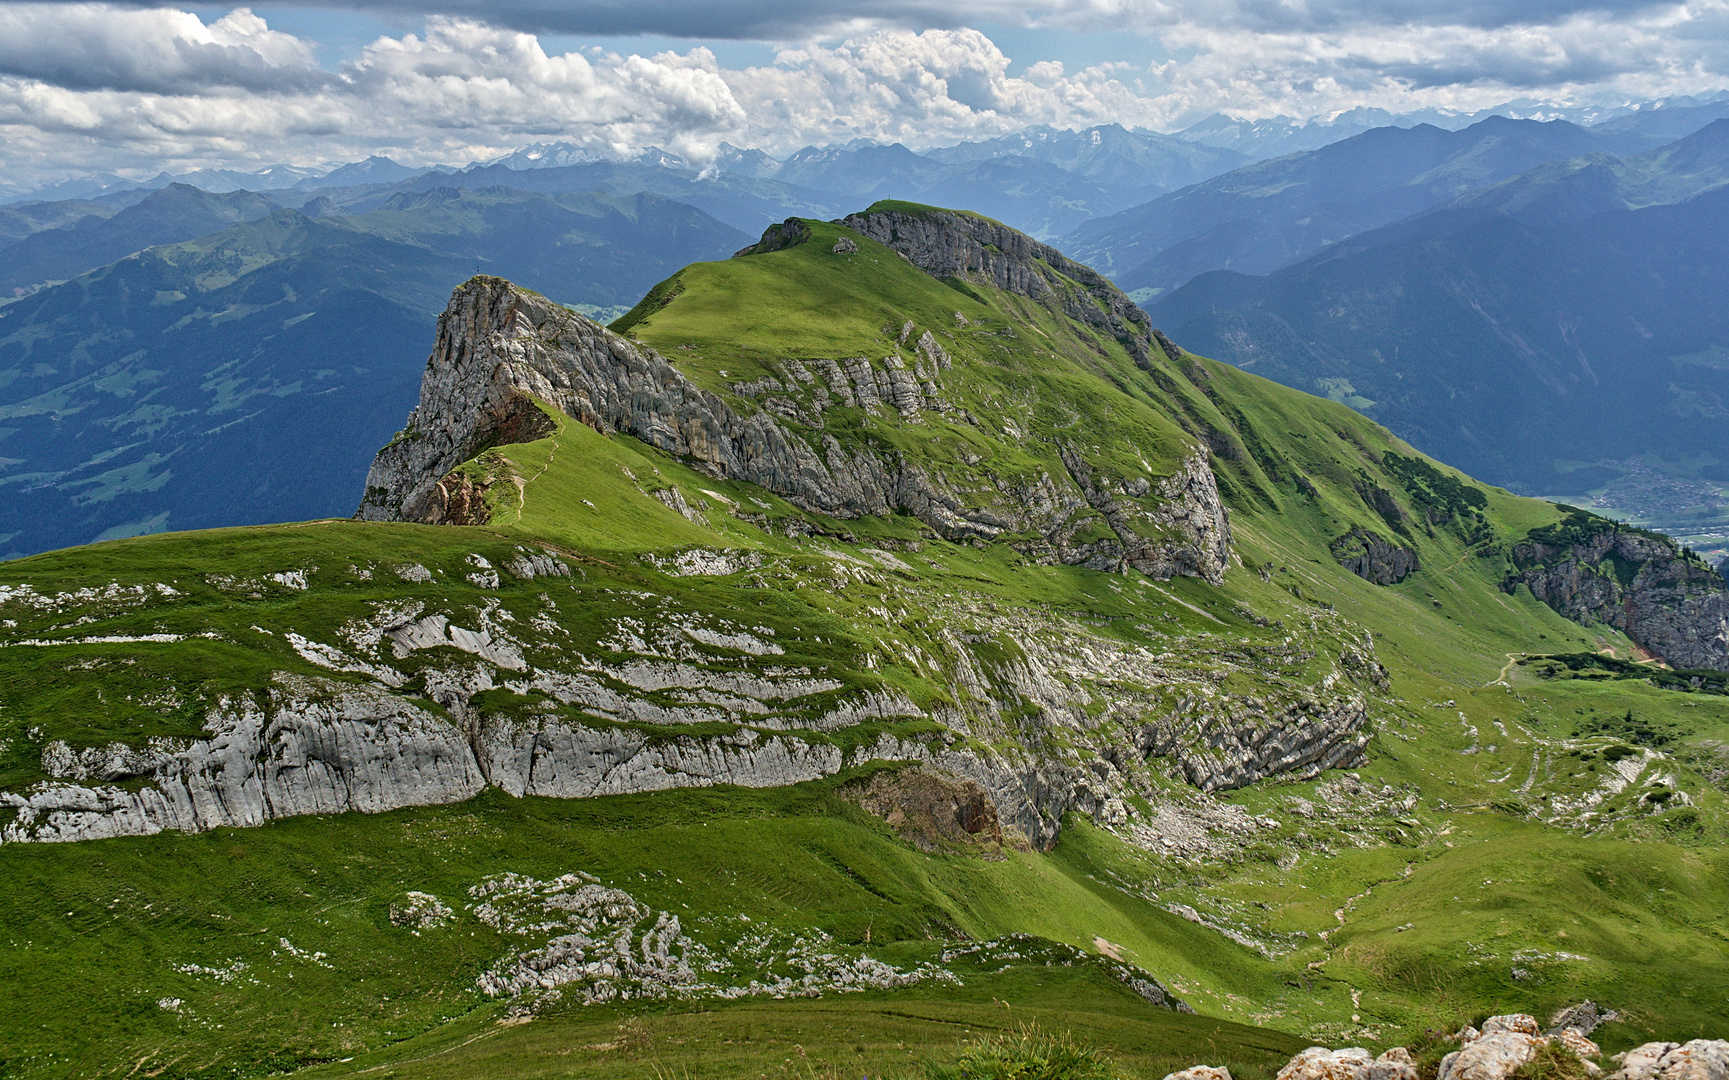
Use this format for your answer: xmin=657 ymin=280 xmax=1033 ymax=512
xmin=299 ymin=155 xmax=423 ymax=190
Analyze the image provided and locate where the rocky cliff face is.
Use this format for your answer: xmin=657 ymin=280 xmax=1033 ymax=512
xmin=4 ymin=673 xmax=487 ymax=843
xmin=838 ymin=206 xmax=1159 ymax=367
xmin=1331 ymin=527 xmax=1420 ymax=585
xmin=0 ymin=545 xmax=1380 ymax=849
xmin=1508 ymin=511 xmax=1729 ymax=671
xmin=357 ymin=275 xmax=1232 ymax=583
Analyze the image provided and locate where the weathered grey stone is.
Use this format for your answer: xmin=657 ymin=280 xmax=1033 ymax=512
xmin=1548 ymin=1001 xmax=1617 ymax=1037
xmin=1165 ymin=1067 xmax=1233 ymax=1080
xmin=1511 ymin=525 xmax=1729 ymax=671
xmin=1137 ymin=694 xmax=1371 ymax=792
xmin=1558 ymin=1033 xmax=1603 ymax=1061
xmin=1 ymin=566 xmax=1385 ymax=850
xmin=1371 ymin=1047 xmax=1419 ymax=1080
xmin=1057 ymin=441 xmax=1234 ymax=585
xmin=2 ymin=674 xmax=487 ymax=843
xmin=390 ymin=892 xmax=455 ymax=930
xmin=477 ymin=717 xmax=846 ymax=799
xmin=1331 ymin=527 xmax=1420 ymax=585
xmin=1609 ymin=1041 xmax=1729 ymax=1080
xmin=1278 ymin=1046 xmax=1374 ymax=1080
xmin=1437 ymin=1030 xmax=1544 ymax=1080
xmin=1482 ymin=1015 xmax=1542 ymax=1038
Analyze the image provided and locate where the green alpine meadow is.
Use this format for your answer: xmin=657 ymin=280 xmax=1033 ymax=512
xmin=3 ymin=202 xmax=1728 ymax=1080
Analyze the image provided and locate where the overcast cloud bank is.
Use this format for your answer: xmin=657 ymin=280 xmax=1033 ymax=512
xmin=1 ymin=1 xmax=1728 ymax=186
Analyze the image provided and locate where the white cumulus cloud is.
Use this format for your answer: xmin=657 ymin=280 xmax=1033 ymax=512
xmin=0 ymin=3 xmax=1726 ymax=188
xmin=0 ymin=5 xmax=322 ymax=93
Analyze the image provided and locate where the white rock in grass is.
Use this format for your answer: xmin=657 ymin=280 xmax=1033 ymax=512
xmin=1165 ymin=1066 xmax=1232 ymax=1080
xmin=1278 ymin=1047 xmax=1374 ymax=1080
xmin=1437 ymin=1031 xmax=1544 ymax=1080
xmin=1609 ymin=1041 xmax=1729 ymax=1080
xmin=1371 ymin=1047 xmax=1420 ymax=1080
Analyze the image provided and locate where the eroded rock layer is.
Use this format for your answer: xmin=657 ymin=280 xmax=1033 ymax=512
xmin=1331 ymin=527 xmax=1420 ymax=586
xmin=0 ymin=550 xmax=1380 ymax=849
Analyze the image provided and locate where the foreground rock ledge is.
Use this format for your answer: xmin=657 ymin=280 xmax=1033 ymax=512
xmin=1164 ymin=1012 xmax=1729 ymax=1080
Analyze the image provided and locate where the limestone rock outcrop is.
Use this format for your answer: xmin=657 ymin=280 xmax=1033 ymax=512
xmin=1331 ymin=527 xmax=1420 ymax=585
xmin=1277 ymin=1046 xmax=1376 ymax=1080
xmin=1245 ymin=1011 xmax=1619 ymax=1080
xmin=1549 ymin=1002 xmax=1617 ymax=1037
xmin=1139 ymin=694 xmax=1371 ymax=792
xmin=1439 ymin=1029 xmax=1544 ymax=1080
xmin=3 ymin=673 xmax=487 ymax=843
xmin=477 ymin=715 xmax=848 ymax=799
xmin=1277 ymin=1046 xmax=1416 ymax=1080
xmin=1165 ymin=1067 xmax=1233 ymax=1080
xmin=1430 ymin=1014 xmax=1604 ymax=1080
xmin=1054 ymin=442 xmax=1233 ymax=584
xmin=1609 ymin=1041 xmax=1729 ymax=1080
xmin=0 ymin=569 xmax=1384 ymax=849
xmin=1371 ymin=1048 xmax=1420 ymax=1080
xmin=1508 ymin=512 xmax=1729 ymax=671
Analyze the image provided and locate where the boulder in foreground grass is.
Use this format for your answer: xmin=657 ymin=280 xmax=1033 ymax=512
xmin=1164 ymin=1067 xmax=1233 ymax=1080
xmin=1608 ymin=1041 xmax=1729 ymax=1080
xmin=1276 ymin=1046 xmax=1417 ymax=1080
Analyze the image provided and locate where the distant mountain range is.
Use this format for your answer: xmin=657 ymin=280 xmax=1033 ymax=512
xmin=1146 ymin=120 xmax=1729 ymax=514
xmin=0 ymin=185 xmax=281 ymax=294
xmin=460 ymin=126 xmax=1250 ymax=239
xmin=1060 ymin=115 xmax=1673 ymax=294
xmin=6 ymin=96 xmax=1729 ymax=558
xmin=0 ymin=128 xmax=1245 ymax=243
xmin=1447 ymin=120 xmax=1729 ymax=224
xmin=8 ymin=89 xmax=1722 ymax=239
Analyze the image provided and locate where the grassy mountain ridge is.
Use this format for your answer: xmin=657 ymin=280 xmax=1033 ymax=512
xmin=2 ymin=203 xmax=1729 ymax=1079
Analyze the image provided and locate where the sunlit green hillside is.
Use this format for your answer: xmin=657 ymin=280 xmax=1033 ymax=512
xmin=2 ymin=205 xmax=1726 ymax=1080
